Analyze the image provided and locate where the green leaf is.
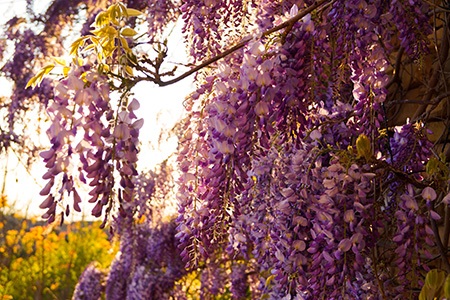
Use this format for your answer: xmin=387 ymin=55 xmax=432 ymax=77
xmin=52 ymin=57 xmax=67 ymax=66
xmin=69 ymin=36 xmax=87 ymax=56
xmin=42 ymin=64 xmax=55 ymax=75
xmin=95 ymin=11 xmax=109 ymax=27
xmin=444 ymin=275 xmax=450 ymax=298
xmin=121 ymin=27 xmax=138 ymax=37
xmin=126 ymin=8 xmax=143 ymax=17
xmin=356 ymin=134 xmax=372 ymax=160
xmin=25 ymin=75 xmax=38 ymax=89
xmin=25 ymin=64 xmax=54 ymax=88
xmin=419 ymin=269 xmax=447 ymax=300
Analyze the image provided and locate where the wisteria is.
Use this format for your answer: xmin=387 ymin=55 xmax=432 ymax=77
xmin=38 ymin=62 xmax=144 ymax=225
xmin=181 ymin=0 xmax=245 ymax=62
xmin=4 ymin=0 xmax=450 ymax=298
xmin=104 ymin=216 xmax=186 ymax=300
xmin=72 ymin=262 xmax=106 ymax=300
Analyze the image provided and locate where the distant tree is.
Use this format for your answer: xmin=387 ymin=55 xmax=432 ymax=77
xmin=3 ymin=0 xmax=450 ymax=298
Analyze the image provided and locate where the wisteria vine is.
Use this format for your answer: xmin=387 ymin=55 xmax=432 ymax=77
xmin=9 ymin=0 xmax=450 ymax=298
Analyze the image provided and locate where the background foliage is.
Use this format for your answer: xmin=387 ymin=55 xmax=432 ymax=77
xmin=0 ymin=197 xmax=115 ymax=299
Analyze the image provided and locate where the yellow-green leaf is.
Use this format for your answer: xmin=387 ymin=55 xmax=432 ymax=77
xmin=126 ymin=52 xmax=138 ymax=65
xmin=119 ymin=37 xmax=131 ymax=52
xmin=25 ymin=75 xmax=38 ymax=89
xmin=102 ymin=44 xmax=117 ymax=59
xmin=104 ymin=26 xmax=118 ymax=36
xmin=108 ymin=5 xmax=120 ymax=25
xmin=26 ymin=64 xmax=55 ymax=89
xmin=42 ymin=64 xmax=55 ymax=75
xmin=70 ymin=45 xmax=78 ymax=56
xmin=124 ymin=65 xmax=133 ymax=76
xmin=92 ymin=26 xmax=117 ymax=38
xmin=26 ymin=71 xmax=44 ymax=88
xmin=426 ymin=157 xmax=439 ymax=175
xmin=72 ymin=57 xmax=84 ymax=66
xmin=98 ymin=64 xmax=110 ymax=73
xmin=426 ymin=269 xmax=446 ymax=288
xmin=69 ymin=36 xmax=87 ymax=56
xmin=83 ymin=43 xmax=96 ymax=52
xmin=52 ymin=57 xmax=67 ymax=66
xmin=90 ymin=36 xmax=100 ymax=45
xmin=356 ymin=134 xmax=372 ymax=160
xmin=95 ymin=11 xmax=109 ymax=27
xmin=126 ymin=8 xmax=143 ymax=17
xmin=444 ymin=275 xmax=450 ymax=298
xmin=121 ymin=27 xmax=138 ymax=37
xmin=426 ymin=156 xmax=449 ymax=180
xmin=91 ymin=28 xmax=103 ymax=36
xmin=63 ymin=66 xmax=70 ymax=77
xmin=265 ymin=275 xmax=274 ymax=287
xmin=419 ymin=269 xmax=447 ymax=300
xmin=117 ymin=2 xmax=127 ymax=14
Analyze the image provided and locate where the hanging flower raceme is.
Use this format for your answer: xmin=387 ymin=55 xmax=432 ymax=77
xmin=105 ymin=217 xmax=185 ymax=300
xmin=38 ymin=62 xmax=143 ymax=224
xmin=39 ymin=64 xmax=109 ymax=223
xmin=73 ymin=262 xmax=106 ymax=300
xmin=146 ymin=0 xmax=181 ymax=43
xmin=31 ymin=2 xmax=146 ymax=224
xmin=176 ymin=0 xmax=440 ymax=297
xmin=181 ymin=0 xmax=245 ymax=62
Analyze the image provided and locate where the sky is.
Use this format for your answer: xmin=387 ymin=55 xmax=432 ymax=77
xmin=0 ymin=1 xmax=194 ymax=219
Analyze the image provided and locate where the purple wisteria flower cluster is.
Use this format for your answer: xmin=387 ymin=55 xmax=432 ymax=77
xmin=74 ymin=217 xmax=185 ymax=300
xmin=176 ymin=0 xmax=441 ymax=298
xmin=39 ymin=63 xmax=143 ymax=225
xmin=72 ymin=262 xmax=105 ymax=300
xmin=181 ymin=0 xmax=245 ymax=62
xmin=146 ymin=0 xmax=181 ymax=43
xmin=11 ymin=0 xmax=450 ymax=298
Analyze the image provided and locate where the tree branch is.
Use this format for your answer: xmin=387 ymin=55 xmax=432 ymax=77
xmin=133 ymin=0 xmax=333 ymax=87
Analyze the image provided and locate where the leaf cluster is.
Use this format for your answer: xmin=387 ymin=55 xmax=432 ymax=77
xmin=419 ymin=269 xmax=450 ymax=300
xmin=26 ymin=3 xmax=143 ymax=89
